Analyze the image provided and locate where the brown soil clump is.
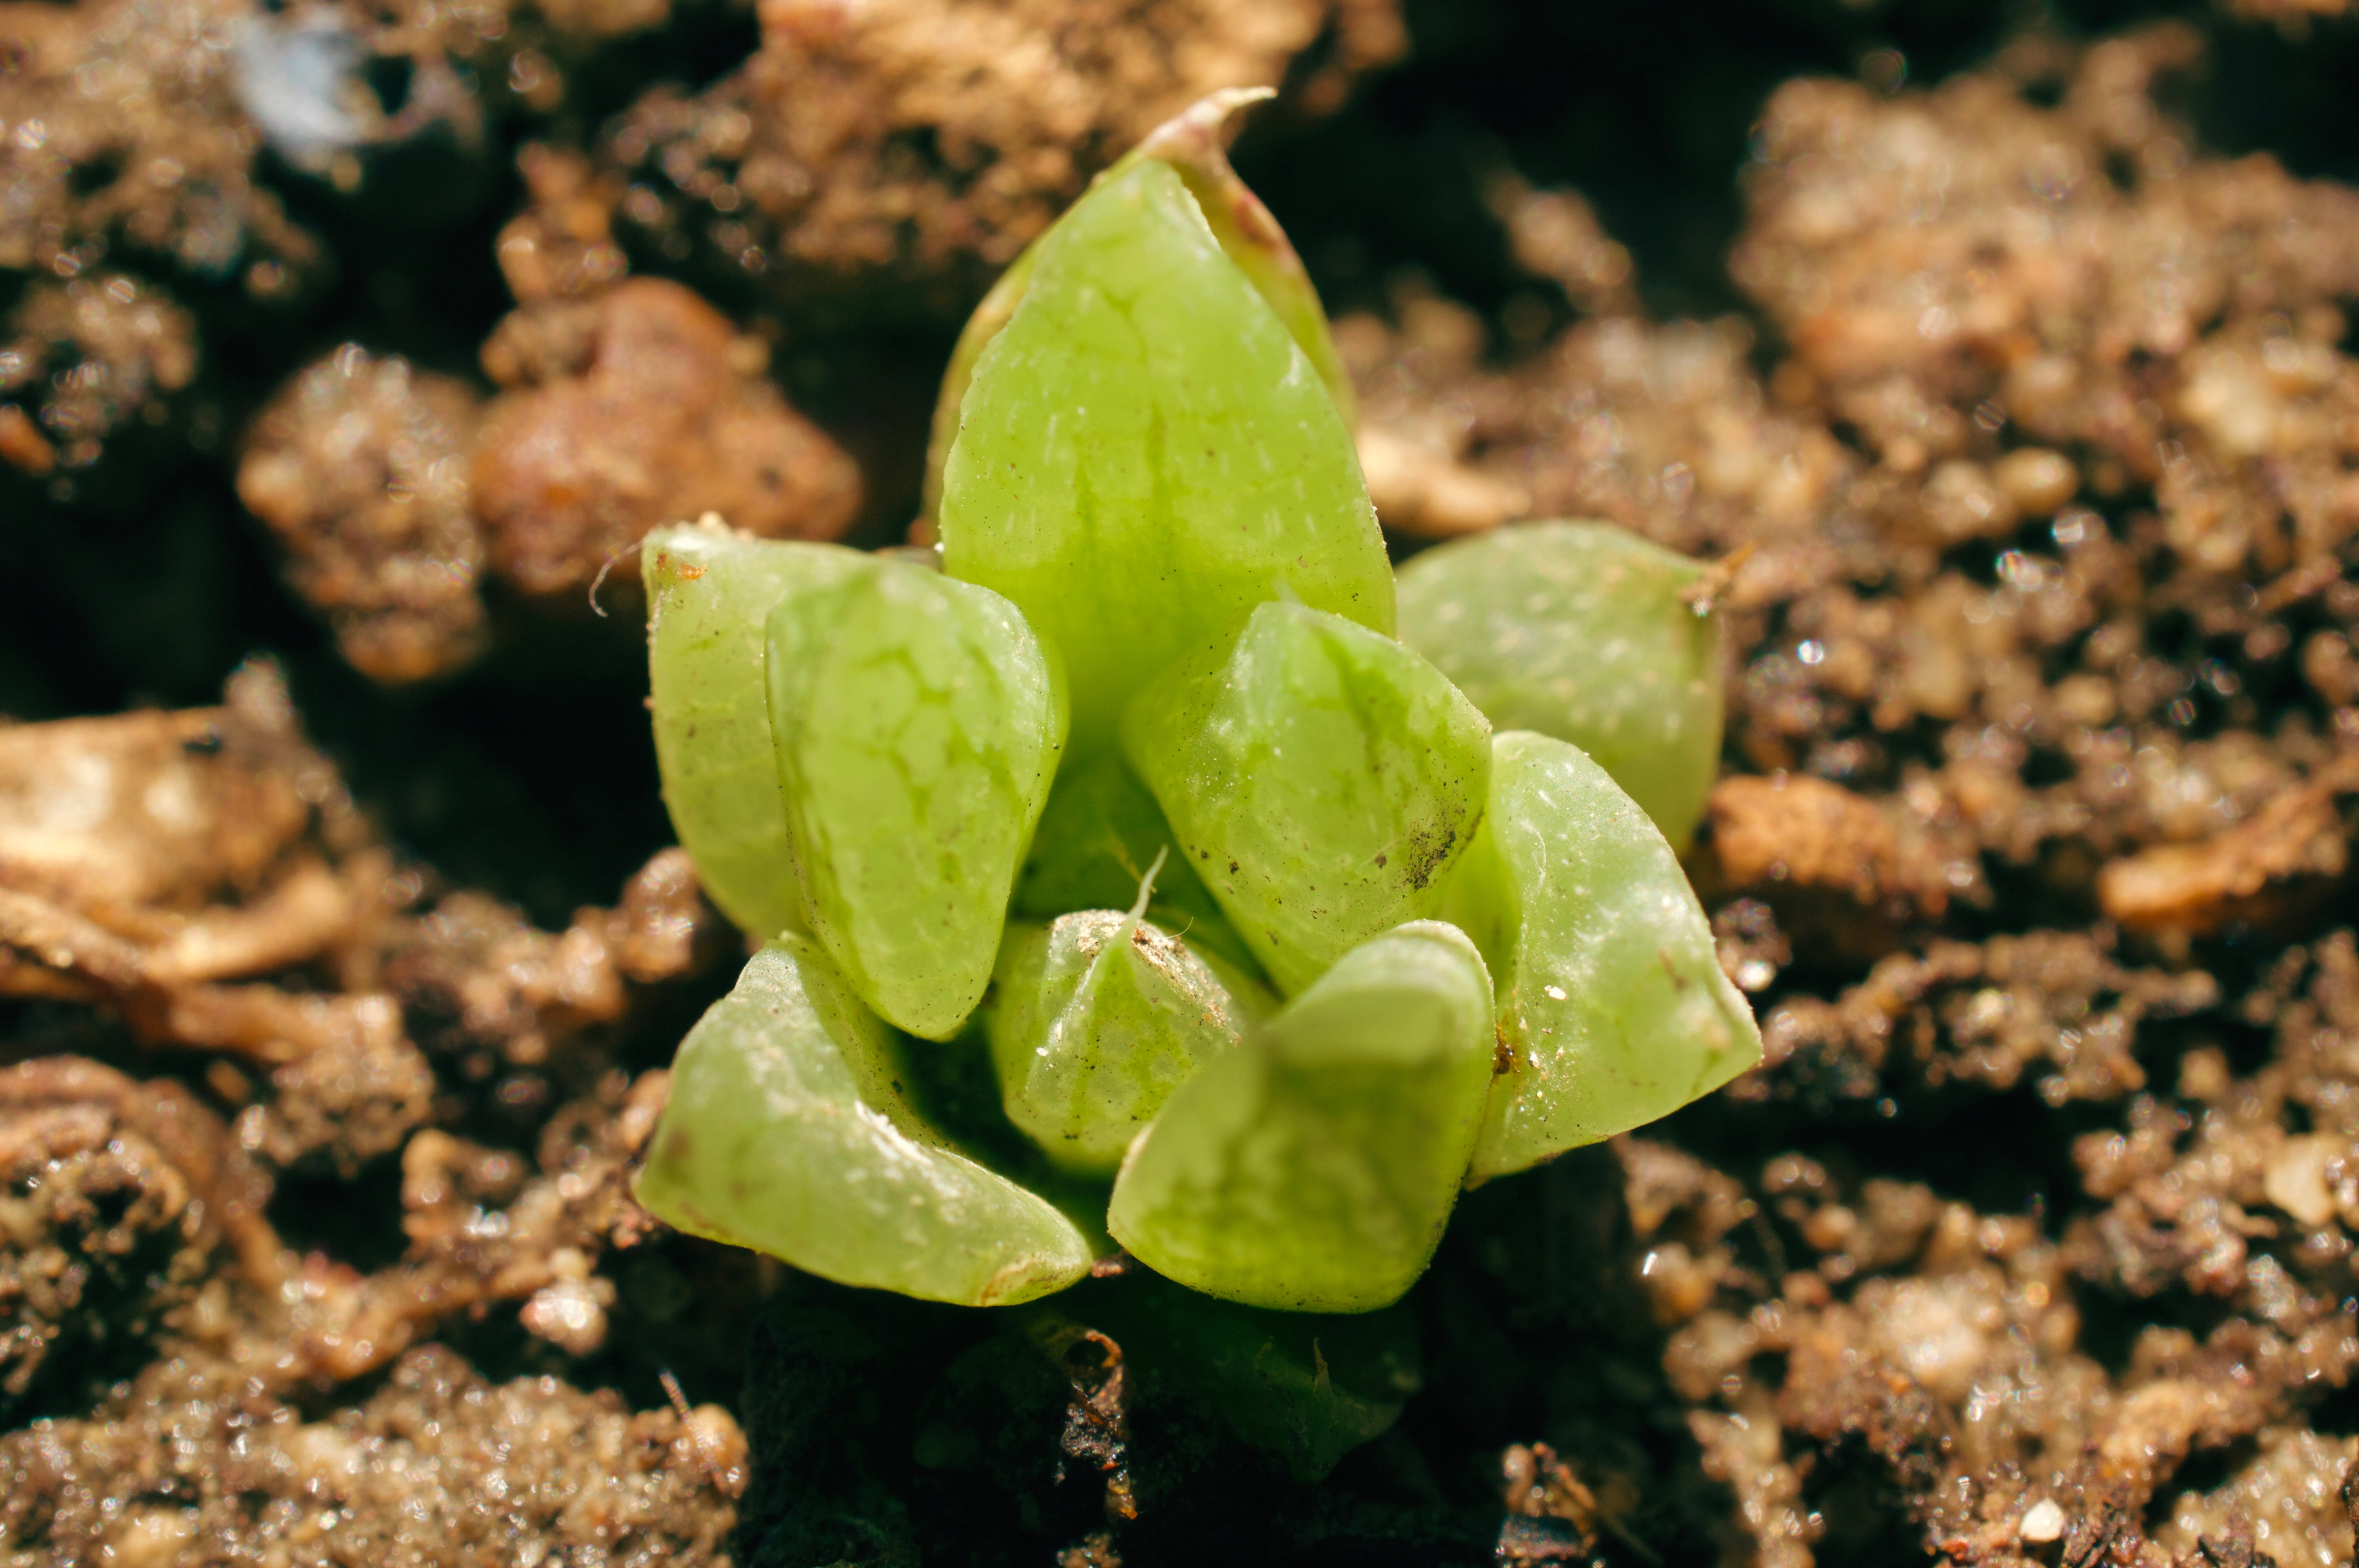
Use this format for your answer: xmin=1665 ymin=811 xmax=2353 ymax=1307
xmin=601 ymin=0 xmax=1406 ymax=315
xmin=474 ymin=277 xmax=865 ymax=601
xmin=243 ymin=271 xmax=862 ymax=674
xmin=0 ymin=1058 xmax=273 ymax=1408
xmin=238 ymin=350 xmax=489 ymax=686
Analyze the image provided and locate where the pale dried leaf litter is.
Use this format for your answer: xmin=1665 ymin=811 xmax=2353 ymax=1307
xmin=0 ymin=664 xmax=747 ymax=1552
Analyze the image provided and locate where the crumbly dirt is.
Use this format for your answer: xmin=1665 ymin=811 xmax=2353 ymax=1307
xmin=10 ymin=1 xmax=2359 ymax=1565
xmin=237 ymin=348 xmax=489 ymax=685
xmin=473 ymin=276 xmax=866 ymax=602
xmin=0 ymin=1341 xmax=744 ymax=1564
xmin=600 ymin=0 xmax=1407 ymax=319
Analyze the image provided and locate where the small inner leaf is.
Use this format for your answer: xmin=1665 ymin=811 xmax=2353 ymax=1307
xmin=1121 ymin=599 xmax=1492 ymax=996
xmin=986 ymin=905 xmax=1259 ymax=1177
xmin=1396 ymin=520 xmax=1725 ymax=849
xmin=766 ymin=556 xmax=1065 ymax=1039
xmin=937 ymin=157 xmax=1392 ymax=754
xmin=642 ymin=524 xmax=870 ymax=942
xmin=635 ymin=937 xmax=1095 ymax=1308
xmin=1012 ymin=748 xmax=1259 ymax=974
xmin=1107 ymin=920 xmax=1497 ymax=1312
xmin=1439 ymin=731 xmax=1762 ymax=1181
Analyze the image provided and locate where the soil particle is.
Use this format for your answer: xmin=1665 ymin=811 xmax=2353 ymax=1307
xmin=1712 ymin=896 xmax=1792 ymax=995
xmin=1647 ymin=1125 xmax=2351 ymax=1568
xmin=599 ymin=0 xmax=1407 ymax=316
xmin=0 ymin=0 xmax=320 ymax=291
xmin=1341 ymin=291 xmax=1858 ymax=566
xmin=1638 ymin=906 xmax=2359 ymax=1567
xmin=236 ymin=993 xmax=436 ymax=1174
xmin=240 ymin=268 xmax=862 ymax=674
xmin=2095 ymin=760 xmax=2359 ymax=939
xmin=1496 ymin=1441 xmax=1606 ymax=1559
xmin=0 ymin=668 xmax=448 ymax=1133
xmin=382 ymin=850 xmax=726 ymax=1086
xmin=0 ymin=406 xmax=55 ymax=477
xmin=0 ymin=274 xmax=200 ymax=474
xmin=1737 ymin=29 xmax=2359 ymax=573
xmin=0 ymin=1341 xmax=743 ymax=1563
xmin=1694 ymin=771 xmax=1947 ymax=962
xmin=275 ymin=1068 xmax=673 ymax=1380
xmin=0 ymin=1057 xmax=269 ymax=1409
xmin=0 ymin=661 xmax=327 ymax=924
xmin=497 ymin=142 xmax=632 ymax=307
xmin=237 ymin=348 xmax=490 ymax=686
xmin=2155 ymin=1426 xmax=2359 ymax=1568
xmin=472 ymin=277 xmax=865 ymax=602
xmin=0 ymin=0 xmax=326 ymax=483
xmin=1739 ymin=929 xmax=2216 ymax=1109
xmin=0 ymin=652 xmax=742 ymax=1411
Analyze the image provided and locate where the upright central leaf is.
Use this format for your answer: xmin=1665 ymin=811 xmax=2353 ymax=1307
xmin=987 ymin=909 xmax=1262 ymax=1176
xmin=937 ymin=157 xmax=1393 ymax=754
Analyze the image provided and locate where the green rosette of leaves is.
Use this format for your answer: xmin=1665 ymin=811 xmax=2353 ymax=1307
xmin=634 ymin=92 xmax=1759 ymax=1351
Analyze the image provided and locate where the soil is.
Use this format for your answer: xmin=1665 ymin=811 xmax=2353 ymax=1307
xmin=7 ymin=0 xmax=2359 ymax=1564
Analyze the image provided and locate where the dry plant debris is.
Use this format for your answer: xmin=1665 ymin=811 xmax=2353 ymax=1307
xmin=0 ymin=662 xmax=747 ymax=1558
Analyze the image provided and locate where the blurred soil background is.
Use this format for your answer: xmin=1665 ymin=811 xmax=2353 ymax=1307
xmin=7 ymin=0 xmax=2359 ymax=1562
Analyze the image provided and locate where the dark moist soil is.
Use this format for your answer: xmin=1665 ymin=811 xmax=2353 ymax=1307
xmin=7 ymin=0 xmax=2359 ymax=1564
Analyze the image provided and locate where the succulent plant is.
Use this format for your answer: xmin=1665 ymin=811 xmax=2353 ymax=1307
xmin=1396 ymin=519 xmax=1726 ymax=851
xmin=634 ymin=93 xmax=1759 ymax=1325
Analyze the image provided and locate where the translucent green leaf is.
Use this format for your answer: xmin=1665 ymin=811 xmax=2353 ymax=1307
xmin=1396 ymin=520 xmax=1725 ymax=849
xmin=766 ymin=557 xmax=1065 ymax=1039
xmin=1107 ymin=921 xmax=1496 ymax=1312
xmin=635 ymin=938 xmax=1094 ymax=1307
xmin=921 ymin=89 xmax=1356 ymax=526
xmin=936 ymin=157 xmax=1391 ymax=753
xmin=1125 ymin=90 xmax=1357 ymax=431
xmin=1010 ymin=749 xmax=1259 ymax=975
xmin=985 ymin=906 xmax=1261 ymax=1176
xmin=1439 ymin=731 xmax=1761 ymax=1181
xmin=1121 ymin=600 xmax=1491 ymax=996
xmin=642 ymin=524 xmax=869 ymax=942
